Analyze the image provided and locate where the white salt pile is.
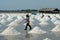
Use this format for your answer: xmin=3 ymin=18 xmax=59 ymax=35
xmin=54 ymin=20 xmax=60 ymax=25
xmin=51 ymin=17 xmax=57 ymax=23
xmin=7 ymin=17 xmax=13 ymax=22
xmin=43 ymin=38 xmax=51 ymax=40
xmin=0 ymin=19 xmax=8 ymax=25
xmin=51 ymin=25 xmax=60 ymax=37
xmin=51 ymin=25 xmax=60 ymax=32
xmin=8 ymin=21 xmax=19 ymax=27
xmin=41 ymin=16 xmax=50 ymax=22
xmin=1 ymin=14 xmax=7 ymax=19
xmin=56 ymin=14 xmax=60 ymax=19
xmin=29 ymin=26 xmax=46 ymax=34
xmin=39 ymin=21 xmax=48 ymax=25
xmin=17 ymin=16 xmax=22 ymax=20
xmin=1 ymin=27 xmax=21 ymax=35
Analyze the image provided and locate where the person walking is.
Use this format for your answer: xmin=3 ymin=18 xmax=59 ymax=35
xmin=24 ymin=14 xmax=32 ymax=30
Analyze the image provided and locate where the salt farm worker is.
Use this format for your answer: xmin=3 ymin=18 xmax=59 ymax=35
xmin=24 ymin=14 xmax=32 ymax=30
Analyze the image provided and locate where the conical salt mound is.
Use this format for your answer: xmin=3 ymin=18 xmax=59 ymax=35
xmin=28 ymin=26 xmax=46 ymax=34
xmin=30 ymin=17 xmax=35 ymax=22
xmin=8 ymin=21 xmax=19 ymax=27
xmin=7 ymin=17 xmax=13 ymax=22
xmin=41 ymin=16 xmax=50 ymax=22
xmin=50 ymin=15 xmax=55 ymax=18
xmin=0 ymin=19 xmax=8 ymax=25
xmin=51 ymin=25 xmax=60 ymax=32
xmin=1 ymin=27 xmax=21 ymax=35
xmin=54 ymin=20 xmax=60 ymax=25
xmin=39 ymin=21 xmax=48 ymax=25
xmin=2 ymin=14 xmax=7 ymax=19
xmin=51 ymin=17 xmax=57 ymax=23
xmin=35 ymin=14 xmax=41 ymax=21
xmin=17 ymin=16 xmax=23 ymax=20
xmin=56 ymin=14 xmax=60 ymax=19
xmin=43 ymin=38 xmax=51 ymax=40
xmin=45 ymin=16 xmax=50 ymax=21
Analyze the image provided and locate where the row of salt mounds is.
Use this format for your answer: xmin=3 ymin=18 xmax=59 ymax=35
xmin=7 ymin=15 xmax=14 ymax=22
xmin=7 ymin=17 xmax=14 ymax=23
xmin=16 ymin=15 xmax=24 ymax=24
xmin=6 ymin=14 xmax=18 ymax=22
xmin=1 ymin=21 xmax=23 ymax=35
xmin=56 ymin=14 xmax=60 ymax=19
xmin=54 ymin=20 xmax=60 ymax=25
xmin=39 ymin=20 xmax=49 ymax=26
xmin=34 ymin=13 xmax=41 ymax=22
xmin=28 ymin=26 xmax=46 ymax=40
xmin=40 ymin=14 xmax=51 ymax=22
xmin=1 ymin=14 xmax=7 ymax=19
xmin=8 ymin=16 xmax=23 ymax=28
xmin=49 ymin=14 xmax=55 ymax=18
xmin=7 ymin=14 xmax=17 ymax=17
xmin=51 ymin=25 xmax=60 ymax=36
xmin=41 ymin=16 xmax=50 ymax=22
xmin=1 ymin=27 xmax=21 ymax=35
xmin=51 ymin=16 xmax=58 ymax=23
xmin=1 ymin=19 xmax=22 ymax=35
xmin=0 ymin=18 xmax=8 ymax=25
xmin=39 ymin=20 xmax=49 ymax=31
xmin=1 ymin=27 xmax=22 ymax=40
xmin=43 ymin=38 xmax=51 ymax=40
xmin=1 ymin=16 xmax=23 ymax=35
xmin=0 ymin=14 xmax=8 ymax=25
xmin=28 ymin=26 xmax=46 ymax=35
xmin=51 ymin=25 xmax=60 ymax=32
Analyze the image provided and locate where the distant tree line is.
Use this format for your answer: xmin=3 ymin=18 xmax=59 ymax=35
xmin=0 ymin=8 xmax=60 ymax=14
xmin=0 ymin=9 xmax=38 ymax=13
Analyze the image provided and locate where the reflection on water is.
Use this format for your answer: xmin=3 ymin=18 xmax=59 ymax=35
xmin=25 ymin=30 xmax=30 ymax=38
xmin=25 ymin=30 xmax=30 ymax=40
xmin=0 ymin=28 xmax=60 ymax=40
xmin=0 ymin=31 xmax=60 ymax=40
xmin=0 ymin=30 xmax=31 ymax=40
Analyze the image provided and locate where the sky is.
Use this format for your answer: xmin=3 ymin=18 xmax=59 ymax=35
xmin=0 ymin=0 xmax=60 ymax=10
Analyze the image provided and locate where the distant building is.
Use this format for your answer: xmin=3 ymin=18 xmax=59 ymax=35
xmin=39 ymin=8 xmax=60 ymax=13
xmin=39 ymin=8 xmax=55 ymax=11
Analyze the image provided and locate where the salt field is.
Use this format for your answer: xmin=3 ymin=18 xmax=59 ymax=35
xmin=0 ymin=13 xmax=60 ymax=40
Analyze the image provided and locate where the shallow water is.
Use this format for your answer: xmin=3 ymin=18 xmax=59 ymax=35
xmin=0 ymin=31 xmax=60 ymax=40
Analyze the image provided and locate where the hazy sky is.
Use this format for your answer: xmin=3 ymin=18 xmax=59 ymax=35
xmin=0 ymin=0 xmax=60 ymax=10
